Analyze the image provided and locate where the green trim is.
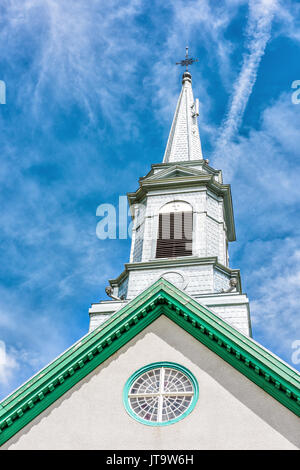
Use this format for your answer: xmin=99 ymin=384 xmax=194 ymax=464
xmin=0 ymin=278 xmax=299 ymax=446
xmin=123 ymin=362 xmax=199 ymax=426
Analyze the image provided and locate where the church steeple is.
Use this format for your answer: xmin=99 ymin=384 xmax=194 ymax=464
xmin=163 ymin=49 xmax=203 ymax=163
xmin=90 ymin=53 xmax=251 ymax=339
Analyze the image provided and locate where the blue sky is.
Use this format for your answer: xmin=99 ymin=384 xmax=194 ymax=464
xmin=0 ymin=0 xmax=300 ymax=399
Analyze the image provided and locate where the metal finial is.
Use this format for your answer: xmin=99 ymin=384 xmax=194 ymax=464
xmin=176 ymin=46 xmax=199 ymax=72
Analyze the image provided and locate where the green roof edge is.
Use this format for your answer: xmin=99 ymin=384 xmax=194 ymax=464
xmin=0 ymin=278 xmax=299 ymax=446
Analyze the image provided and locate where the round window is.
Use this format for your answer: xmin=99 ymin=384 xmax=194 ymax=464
xmin=123 ymin=362 xmax=198 ymax=426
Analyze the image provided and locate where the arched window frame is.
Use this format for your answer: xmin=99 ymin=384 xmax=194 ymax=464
xmin=155 ymin=201 xmax=193 ymax=259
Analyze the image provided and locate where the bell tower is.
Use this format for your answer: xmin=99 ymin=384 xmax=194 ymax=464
xmin=89 ymin=50 xmax=251 ymax=337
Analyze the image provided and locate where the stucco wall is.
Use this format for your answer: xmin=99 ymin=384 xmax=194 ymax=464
xmin=3 ymin=316 xmax=299 ymax=450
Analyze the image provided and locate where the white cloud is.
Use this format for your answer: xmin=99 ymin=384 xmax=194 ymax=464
xmin=217 ymin=90 xmax=300 ymax=366
xmin=1 ymin=0 xmax=146 ymax=135
xmin=249 ymin=239 xmax=300 ymax=365
xmin=213 ymin=90 xmax=300 ymax=182
xmin=145 ymin=0 xmax=247 ymax=147
xmin=0 ymin=341 xmax=19 ymax=386
xmin=0 ymin=294 xmax=78 ymax=399
xmin=272 ymin=0 xmax=300 ymax=43
xmin=0 ymin=0 xmax=299 ymax=398
xmin=213 ymin=0 xmax=277 ymax=156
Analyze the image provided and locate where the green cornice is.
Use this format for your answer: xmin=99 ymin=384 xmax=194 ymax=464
xmin=0 ymin=279 xmax=299 ymax=446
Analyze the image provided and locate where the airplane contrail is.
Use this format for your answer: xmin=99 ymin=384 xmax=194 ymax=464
xmin=213 ymin=0 xmax=277 ymax=157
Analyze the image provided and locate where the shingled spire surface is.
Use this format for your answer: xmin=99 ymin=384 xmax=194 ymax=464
xmin=163 ymin=71 xmax=203 ymax=163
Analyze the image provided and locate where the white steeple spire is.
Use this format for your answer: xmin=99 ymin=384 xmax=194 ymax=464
xmin=163 ymin=70 xmax=203 ymax=163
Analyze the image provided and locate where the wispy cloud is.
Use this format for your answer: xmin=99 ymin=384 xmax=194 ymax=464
xmin=145 ymin=0 xmax=247 ymax=148
xmin=213 ymin=0 xmax=277 ymax=158
xmin=0 ymin=0 xmax=299 ymax=399
xmin=250 ymin=240 xmax=300 ymax=365
xmin=226 ymin=91 xmax=300 ymax=367
xmin=272 ymin=0 xmax=300 ymax=42
xmin=0 ymin=341 xmax=18 ymax=387
xmin=1 ymin=0 xmax=146 ymax=135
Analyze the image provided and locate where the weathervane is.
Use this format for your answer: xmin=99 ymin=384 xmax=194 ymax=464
xmin=176 ymin=46 xmax=199 ymax=72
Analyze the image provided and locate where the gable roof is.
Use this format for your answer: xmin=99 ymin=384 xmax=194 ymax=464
xmin=142 ymin=160 xmax=222 ymax=181
xmin=0 ymin=278 xmax=299 ymax=446
xmin=140 ymin=164 xmax=208 ymax=181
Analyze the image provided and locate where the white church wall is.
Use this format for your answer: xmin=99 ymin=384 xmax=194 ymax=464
xmin=133 ymin=188 xmax=228 ymax=265
xmin=118 ymin=275 xmax=129 ymax=299
xmin=132 ymin=223 xmax=144 ymax=262
xmin=206 ymin=192 xmax=220 ymax=221
xmin=213 ymin=268 xmax=231 ymax=292
xmin=208 ymin=305 xmax=250 ymax=336
xmin=126 ymin=264 xmax=213 ymax=299
xmin=4 ymin=317 xmax=299 ymax=450
xmin=89 ymin=300 xmax=127 ymax=331
xmin=206 ymin=217 xmax=221 ymax=259
xmin=88 ymin=292 xmax=251 ymax=336
xmin=89 ymin=313 xmax=109 ymax=331
xmin=130 ymin=200 xmax=146 ymax=263
xmin=193 ymin=212 xmax=206 ymax=257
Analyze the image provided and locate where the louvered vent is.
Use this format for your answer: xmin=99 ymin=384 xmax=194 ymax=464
xmin=156 ymin=212 xmax=193 ymax=258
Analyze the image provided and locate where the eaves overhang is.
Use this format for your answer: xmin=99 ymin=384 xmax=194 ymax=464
xmin=140 ymin=164 xmax=209 ymax=182
xmin=144 ymin=160 xmax=222 ymax=180
xmin=0 ymin=278 xmax=299 ymax=446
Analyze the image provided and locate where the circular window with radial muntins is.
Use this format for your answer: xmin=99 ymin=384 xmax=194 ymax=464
xmin=123 ymin=362 xmax=198 ymax=426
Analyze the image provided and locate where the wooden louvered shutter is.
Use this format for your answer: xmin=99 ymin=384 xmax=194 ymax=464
xmin=156 ymin=211 xmax=193 ymax=258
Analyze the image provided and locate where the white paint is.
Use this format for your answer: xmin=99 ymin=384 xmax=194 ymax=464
xmin=159 ymin=200 xmax=192 ymax=213
xmin=89 ymin=285 xmax=250 ymax=336
xmin=163 ymin=75 xmax=203 ymax=163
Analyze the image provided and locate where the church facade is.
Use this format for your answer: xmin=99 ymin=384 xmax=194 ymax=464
xmin=0 ymin=66 xmax=299 ymax=450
